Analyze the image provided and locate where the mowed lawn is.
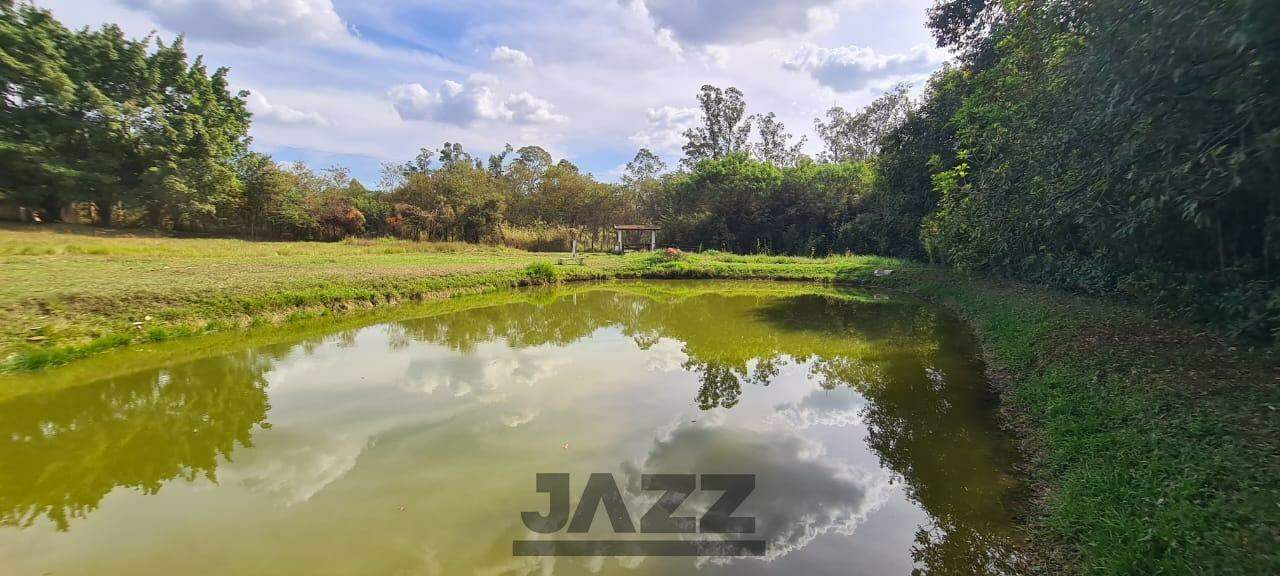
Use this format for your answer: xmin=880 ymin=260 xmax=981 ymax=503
xmin=1 ymin=224 xmax=600 ymax=302
xmin=0 ymin=224 xmax=629 ymax=367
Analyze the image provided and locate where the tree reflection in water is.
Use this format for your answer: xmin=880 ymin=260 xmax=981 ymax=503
xmin=0 ymin=352 xmax=273 ymax=531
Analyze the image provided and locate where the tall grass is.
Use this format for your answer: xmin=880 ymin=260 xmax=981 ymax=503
xmin=498 ymin=224 xmax=575 ymax=252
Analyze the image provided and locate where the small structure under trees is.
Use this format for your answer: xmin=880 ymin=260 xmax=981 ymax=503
xmin=613 ymin=224 xmax=660 ymax=252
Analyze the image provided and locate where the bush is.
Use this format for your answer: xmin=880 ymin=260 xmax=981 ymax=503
xmin=313 ymin=196 xmax=365 ymax=241
xmin=523 ymin=261 xmax=559 ymax=284
xmin=386 ymin=203 xmax=435 ymax=240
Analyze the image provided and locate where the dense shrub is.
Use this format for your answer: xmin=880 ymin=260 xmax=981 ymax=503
xmin=386 ymin=203 xmax=435 ymax=241
xmin=313 ymin=196 xmax=365 ymax=241
xmin=523 ymin=261 xmax=559 ymax=284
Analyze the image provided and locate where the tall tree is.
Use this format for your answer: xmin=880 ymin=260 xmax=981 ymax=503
xmin=681 ymin=85 xmax=753 ymax=167
xmin=515 ymin=145 xmax=552 ymax=173
xmin=436 ymin=142 xmax=472 ymax=169
xmin=815 ymin=83 xmax=912 ymax=163
xmin=623 ymin=148 xmax=666 ymax=185
xmin=1 ymin=4 xmax=248 ymax=227
xmin=0 ymin=1 xmax=79 ymax=219
xmin=237 ymin=152 xmax=288 ymax=238
xmin=486 ymin=144 xmax=514 ymax=176
xmin=623 ymin=148 xmax=667 ymax=223
xmin=751 ymin=112 xmax=807 ymax=167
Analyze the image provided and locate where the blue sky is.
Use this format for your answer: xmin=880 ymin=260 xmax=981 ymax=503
xmin=38 ymin=0 xmax=946 ymax=186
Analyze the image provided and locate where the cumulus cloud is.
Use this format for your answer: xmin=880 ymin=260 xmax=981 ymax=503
xmin=770 ymin=387 xmax=867 ymax=430
xmin=247 ymin=92 xmax=331 ymax=126
xmin=621 ymin=420 xmax=892 ymax=562
xmin=119 ymin=0 xmax=356 ymax=47
xmin=637 ymin=0 xmax=840 ymax=45
xmin=220 ymin=427 xmax=368 ymax=506
xmin=644 ymin=338 xmax=689 ymax=372
xmin=401 ymin=347 xmax=568 ymax=397
xmin=783 ymin=43 xmax=948 ymax=92
xmin=629 ymin=105 xmax=699 ymax=154
xmin=389 ymin=78 xmax=565 ymax=126
xmin=490 ymin=45 xmax=533 ymax=67
xmin=503 ymin=92 xmax=566 ymax=125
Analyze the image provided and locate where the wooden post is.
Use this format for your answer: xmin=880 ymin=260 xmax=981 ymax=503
xmin=649 ymin=230 xmax=656 ymax=251
xmin=616 ymin=229 xmax=623 ymax=252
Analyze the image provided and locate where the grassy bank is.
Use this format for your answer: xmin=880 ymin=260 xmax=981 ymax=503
xmin=910 ymin=279 xmax=1279 ymax=575
xmin=1 ymin=224 xmax=1276 ymax=574
xmin=0 ymin=224 xmax=620 ymax=370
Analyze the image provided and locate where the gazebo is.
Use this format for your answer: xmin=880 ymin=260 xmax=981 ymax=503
xmin=613 ymin=224 xmax=660 ymax=252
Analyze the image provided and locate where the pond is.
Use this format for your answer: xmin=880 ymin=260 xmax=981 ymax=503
xmin=0 ymin=281 xmax=1025 ymax=575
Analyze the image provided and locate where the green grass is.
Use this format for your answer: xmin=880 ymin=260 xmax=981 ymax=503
xmin=0 ymin=223 xmax=1276 ymax=574
xmin=904 ymin=277 xmax=1279 ymax=575
xmin=0 ymin=224 xmax=631 ymax=369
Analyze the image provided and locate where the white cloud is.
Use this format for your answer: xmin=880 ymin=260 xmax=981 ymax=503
xmin=643 ymin=338 xmax=688 ymax=372
xmin=628 ymin=105 xmax=699 ymax=154
xmin=389 ymin=77 xmax=564 ymax=126
xmin=783 ymin=43 xmax=948 ymax=92
xmin=119 ymin=0 xmax=357 ymax=47
xmin=221 ymin=428 xmax=368 ymax=506
xmin=490 ymin=45 xmax=533 ymax=68
xmin=621 ymin=420 xmax=892 ymax=563
xmin=638 ymin=0 xmax=841 ymax=46
xmin=400 ymin=344 xmax=568 ymax=397
xmin=504 ymin=92 xmax=566 ymax=125
xmin=247 ymin=91 xmax=332 ymax=126
xmin=698 ymin=45 xmax=730 ymax=68
xmin=770 ymin=388 xmax=867 ymax=430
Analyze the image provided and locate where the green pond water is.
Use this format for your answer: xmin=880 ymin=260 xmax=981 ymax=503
xmin=0 ymin=281 xmax=1024 ymax=575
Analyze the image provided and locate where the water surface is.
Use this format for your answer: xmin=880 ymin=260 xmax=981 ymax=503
xmin=0 ymin=281 xmax=1023 ymax=575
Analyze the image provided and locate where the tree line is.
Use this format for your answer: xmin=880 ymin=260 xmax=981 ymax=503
xmin=0 ymin=0 xmax=890 ymax=254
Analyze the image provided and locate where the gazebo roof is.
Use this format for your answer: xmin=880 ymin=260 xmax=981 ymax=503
xmin=613 ymin=224 xmax=661 ymax=231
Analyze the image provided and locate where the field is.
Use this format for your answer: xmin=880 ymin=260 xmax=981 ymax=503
xmin=1 ymin=223 xmax=1276 ymax=575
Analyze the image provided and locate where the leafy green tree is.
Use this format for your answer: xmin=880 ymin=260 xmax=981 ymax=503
xmin=815 ymin=82 xmax=911 ymax=163
xmin=856 ymin=67 xmax=967 ymax=257
xmin=623 ymin=148 xmax=667 ymax=222
xmin=0 ymin=4 xmax=248 ymax=228
xmin=0 ymin=1 xmax=80 ymax=218
xmin=623 ymin=148 xmax=665 ymax=185
xmin=237 ymin=152 xmax=289 ymax=237
xmin=436 ymin=141 xmax=473 ymax=169
xmin=515 ymin=145 xmax=552 ymax=173
xmin=681 ymin=85 xmax=753 ymax=167
xmin=751 ymin=112 xmax=807 ymax=168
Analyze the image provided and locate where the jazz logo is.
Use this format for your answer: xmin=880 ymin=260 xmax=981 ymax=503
xmin=513 ymin=473 xmax=766 ymax=557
